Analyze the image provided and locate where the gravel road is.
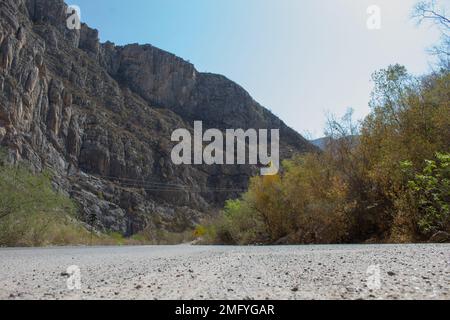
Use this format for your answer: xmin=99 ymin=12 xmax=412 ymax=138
xmin=0 ymin=244 xmax=448 ymax=300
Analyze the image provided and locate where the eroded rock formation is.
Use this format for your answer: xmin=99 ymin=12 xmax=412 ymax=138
xmin=0 ymin=0 xmax=316 ymax=235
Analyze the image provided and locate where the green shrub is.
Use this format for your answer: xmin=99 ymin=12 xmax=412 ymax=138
xmin=204 ymin=67 xmax=449 ymax=245
xmin=0 ymin=160 xmax=84 ymax=246
xmin=108 ymin=232 xmax=126 ymax=245
xmin=135 ymin=227 xmax=195 ymax=245
xmin=402 ymin=153 xmax=450 ymax=235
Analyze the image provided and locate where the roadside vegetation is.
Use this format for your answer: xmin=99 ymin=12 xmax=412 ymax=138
xmin=201 ymin=64 xmax=449 ymax=245
xmin=1 ymin=0 xmax=448 ymax=247
xmin=0 ymin=152 xmax=90 ymax=246
xmin=201 ymin=1 xmax=450 ymax=244
xmin=0 ymin=147 xmax=198 ymax=247
xmin=200 ymin=0 xmax=450 ymax=245
xmin=0 ymin=152 xmax=196 ymax=247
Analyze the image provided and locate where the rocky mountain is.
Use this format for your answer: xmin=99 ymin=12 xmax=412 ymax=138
xmin=0 ymin=0 xmax=316 ymax=235
xmin=310 ymin=138 xmax=329 ymax=151
xmin=310 ymin=136 xmax=360 ymax=151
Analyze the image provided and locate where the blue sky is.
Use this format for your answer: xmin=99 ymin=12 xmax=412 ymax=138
xmin=71 ymin=0 xmax=443 ymax=139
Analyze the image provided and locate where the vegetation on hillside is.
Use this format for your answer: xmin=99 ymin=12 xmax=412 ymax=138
xmin=200 ymin=1 xmax=450 ymax=245
xmin=0 ymin=146 xmax=200 ymax=246
xmin=0 ymin=151 xmax=90 ymax=246
xmin=201 ymin=64 xmax=449 ymax=245
xmin=0 ymin=150 xmax=143 ymax=246
xmin=1 ymin=0 xmax=448 ymax=247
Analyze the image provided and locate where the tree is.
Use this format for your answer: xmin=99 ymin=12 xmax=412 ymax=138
xmin=413 ymin=0 xmax=450 ymax=68
xmin=0 ymin=159 xmax=78 ymax=246
xmin=414 ymin=1 xmax=450 ymax=28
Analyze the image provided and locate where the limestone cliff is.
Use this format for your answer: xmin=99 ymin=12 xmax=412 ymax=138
xmin=0 ymin=0 xmax=316 ymax=235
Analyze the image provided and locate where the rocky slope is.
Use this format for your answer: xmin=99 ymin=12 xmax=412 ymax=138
xmin=0 ymin=0 xmax=316 ymax=235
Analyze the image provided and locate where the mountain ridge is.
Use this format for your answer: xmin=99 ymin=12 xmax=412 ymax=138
xmin=0 ymin=0 xmax=316 ymax=235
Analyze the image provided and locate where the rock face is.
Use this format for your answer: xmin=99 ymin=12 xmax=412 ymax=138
xmin=0 ymin=0 xmax=316 ymax=235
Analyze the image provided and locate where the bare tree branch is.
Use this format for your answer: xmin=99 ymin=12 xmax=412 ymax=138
xmin=413 ymin=1 xmax=450 ymax=68
xmin=413 ymin=1 xmax=450 ymax=29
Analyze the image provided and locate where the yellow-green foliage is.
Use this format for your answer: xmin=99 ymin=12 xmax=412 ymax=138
xmin=281 ymin=154 xmax=351 ymax=243
xmin=203 ymin=155 xmax=350 ymax=245
xmin=202 ymin=66 xmax=450 ymax=245
xmin=0 ymin=158 xmax=89 ymax=246
xmin=193 ymin=225 xmax=206 ymax=238
xmin=134 ymin=226 xmax=196 ymax=245
xmin=402 ymin=153 xmax=450 ymax=235
xmin=0 ymin=154 xmax=146 ymax=247
xmin=108 ymin=232 xmax=126 ymax=245
xmin=356 ymin=66 xmax=450 ymax=241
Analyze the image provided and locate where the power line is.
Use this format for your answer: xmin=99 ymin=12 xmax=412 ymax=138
xmin=78 ymin=173 xmax=248 ymax=193
xmin=90 ymin=174 xmax=191 ymax=187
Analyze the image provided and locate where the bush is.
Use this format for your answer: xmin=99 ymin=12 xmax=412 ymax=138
xmin=0 ymin=160 xmax=85 ymax=246
xmin=135 ymin=227 xmax=196 ymax=245
xmin=403 ymin=153 xmax=450 ymax=236
xmin=0 ymin=153 xmax=135 ymax=247
xmin=204 ymin=66 xmax=449 ymax=245
xmin=0 ymin=151 xmax=197 ymax=247
xmin=202 ymin=154 xmax=351 ymax=245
